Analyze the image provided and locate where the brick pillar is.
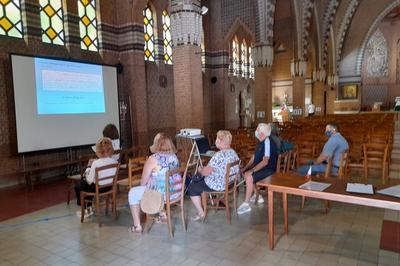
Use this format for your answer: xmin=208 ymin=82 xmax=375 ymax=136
xmin=326 ymin=86 xmax=336 ymax=114
xmin=293 ymin=77 xmax=306 ymax=116
xmin=254 ymin=66 xmax=273 ymax=123
xmin=312 ymin=81 xmax=325 ymax=115
xmin=171 ymin=0 xmax=204 ymax=129
xmin=253 ymin=45 xmax=274 ymax=123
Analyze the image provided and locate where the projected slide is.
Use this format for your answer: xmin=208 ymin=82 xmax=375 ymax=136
xmin=35 ymin=58 xmax=105 ymax=115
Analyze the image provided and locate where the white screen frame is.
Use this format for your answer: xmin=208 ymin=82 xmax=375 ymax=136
xmin=11 ymin=54 xmax=120 ymax=153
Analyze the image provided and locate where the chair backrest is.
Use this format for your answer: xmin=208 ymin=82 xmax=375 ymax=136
xmin=224 ymin=160 xmax=241 ymax=192
xmin=337 ymin=150 xmax=349 ymax=180
xmin=363 ymin=143 xmax=389 ymax=165
xmin=165 ymin=166 xmax=187 ymax=204
xmin=128 ymin=156 xmax=147 ymax=187
xmin=324 ymin=156 xmax=333 ymax=178
xmin=94 ymin=163 xmax=120 ymax=190
xmin=276 ymin=151 xmax=289 ymax=173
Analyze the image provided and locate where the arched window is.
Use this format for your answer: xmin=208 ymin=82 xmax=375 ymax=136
xmin=78 ymin=0 xmax=98 ymax=51
xmin=232 ymin=37 xmax=239 ymax=76
xmin=249 ymin=45 xmax=254 ymax=79
xmin=162 ymin=10 xmax=172 ymax=65
xmin=0 ymin=0 xmax=23 ymax=38
xmin=143 ymin=6 xmax=155 ymax=62
xmin=40 ymin=0 xmax=64 ymax=45
xmin=241 ymin=40 xmax=248 ymax=78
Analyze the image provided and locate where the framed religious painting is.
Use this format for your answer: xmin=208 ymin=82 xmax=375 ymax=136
xmin=340 ymin=84 xmax=358 ymax=99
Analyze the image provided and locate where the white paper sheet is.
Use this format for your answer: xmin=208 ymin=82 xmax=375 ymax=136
xmin=346 ymin=183 xmax=374 ymax=195
xmin=299 ymin=181 xmax=331 ymax=191
xmin=377 ymin=185 xmax=400 ymax=198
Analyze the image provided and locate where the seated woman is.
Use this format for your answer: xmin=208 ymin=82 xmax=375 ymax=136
xmin=75 ymin=137 xmax=118 ymax=216
xmin=187 ymin=130 xmax=239 ymax=221
xmin=102 ymin=123 xmax=121 ymax=161
xmin=128 ymin=133 xmax=181 ymax=234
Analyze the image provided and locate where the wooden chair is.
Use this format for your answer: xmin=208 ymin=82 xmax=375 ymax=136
xmin=363 ymin=143 xmax=389 ymax=184
xmin=66 ymin=155 xmax=95 ymax=205
xmin=144 ymin=166 xmax=187 ymax=239
xmin=295 ymin=140 xmax=315 ymax=168
xmin=201 ymin=160 xmax=241 ymax=224
xmin=117 ymin=156 xmax=147 ymax=189
xmin=80 ymin=163 xmax=120 ymax=226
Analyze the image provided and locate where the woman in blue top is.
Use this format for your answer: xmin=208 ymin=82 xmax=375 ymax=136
xmin=187 ymin=130 xmax=239 ymax=221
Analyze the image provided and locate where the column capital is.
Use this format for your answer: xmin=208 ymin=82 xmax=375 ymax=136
xmin=171 ymin=1 xmax=202 ymax=47
xmin=252 ymin=44 xmax=274 ymax=67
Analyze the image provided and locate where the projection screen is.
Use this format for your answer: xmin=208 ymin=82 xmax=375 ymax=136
xmin=11 ymin=54 xmax=120 ymax=153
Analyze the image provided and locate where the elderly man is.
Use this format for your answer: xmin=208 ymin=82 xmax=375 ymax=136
xmin=298 ymin=123 xmax=349 ymax=176
xmin=237 ymin=123 xmax=279 ymax=215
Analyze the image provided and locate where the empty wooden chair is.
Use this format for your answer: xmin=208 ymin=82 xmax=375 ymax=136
xmin=117 ymin=156 xmax=147 ymax=189
xmin=202 ymin=160 xmax=241 ymax=224
xmin=363 ymin=143 xmax=389 ymax=184
xmin=80 ymin=163 xmax=120 ymax=226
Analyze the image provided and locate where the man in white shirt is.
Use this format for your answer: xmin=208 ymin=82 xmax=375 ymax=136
xmin=308 ymin=103 xmax=315 ymax=118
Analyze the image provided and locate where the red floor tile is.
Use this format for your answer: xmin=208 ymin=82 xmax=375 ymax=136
xmin=0 ymin=179 xmax=73 ymax=222
xmin=380 ymin=220 xmax=400 ymax=254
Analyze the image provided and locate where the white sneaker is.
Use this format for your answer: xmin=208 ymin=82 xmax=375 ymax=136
xmin=76 ymin=207 xmax=93 ymax=219
xmin=249 ymin=194 xmax=264 ymax=204
xmin=237 ymin=202 xmax=251 ymax=215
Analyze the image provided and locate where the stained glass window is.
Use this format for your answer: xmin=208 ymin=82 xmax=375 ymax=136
xmin=162 ymin=10 xmax=172 ymax=65
xmin=78 ymin=0 xmax=98 ymax=51
xmin=143 ymin=6 xmax=155 ymax=62
xmin=40 ymin=0 xmax=64 ymax=45
xmin=0 ymin=0 xmax=23 ymax=38
xmin=232 ymin=38 xmax=239 ymax=76
xmin=249 ymin=45 xmax=254 ymax=79
xmin=241 ymin=41 xmax=248 ymax=78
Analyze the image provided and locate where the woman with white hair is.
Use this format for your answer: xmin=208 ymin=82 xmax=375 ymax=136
xmin=187 ymin=130 xmax=239 ymax=221
xmin=237 ymin=123 xmax=279 ymax=215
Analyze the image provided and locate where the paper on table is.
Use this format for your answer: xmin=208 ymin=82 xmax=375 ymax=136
xmin=299 ymin=181 xmax=331 ymax=191
xmin=346 ymin=183 xmax=374 ymax=195
xmin=377 ymin=185 xmax=400 ymax=198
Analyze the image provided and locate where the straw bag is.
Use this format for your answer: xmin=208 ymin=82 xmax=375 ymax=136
xmin=140 ymin=180 xmax=164 ymax=214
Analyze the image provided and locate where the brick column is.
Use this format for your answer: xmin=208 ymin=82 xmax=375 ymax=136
xmin=171 ymin=0 xmax=204 ymax=129
xmin=253 ymin=45 xmax=273 ymax=123
xmin=293 ymin=77 xmax=306 ymax=116
xmin=312 ymin=81 xmax=325 ymax=115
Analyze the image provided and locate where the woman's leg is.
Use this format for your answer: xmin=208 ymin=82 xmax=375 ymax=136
xmin=190 ymin=195 xmax=204 ymax=216
xmin=128 ymin=186 xmax=146 ymax=231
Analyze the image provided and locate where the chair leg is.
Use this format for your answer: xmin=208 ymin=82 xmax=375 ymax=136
xmin=105 ymin=195 xmax=109 ymax=216
xmin=225 ymin=195 xmax=230 ymax=224
xmin=166 ymin=204 xmax=173 ymax=239
xmin=233 ymin=186 xmax=237 ymax=218
xmin=180 ymin=198 xmax=186 ymax=232
xmin=80 ymin=193 xmax=85 ymax=223
xmin=96 ymin=195 xmax=101 ymax=226
xmin=67 ymin=180 xmax=71 ymax=205
xmin=202 ymin=193 xmax=208 ymax=221
xmin=324 ymin=200 xmax=330 ymax=214
xmin=255 ymin=186 xmax=260 ymax=203
xmin=113 ymin=192 xmax=117 ymax=220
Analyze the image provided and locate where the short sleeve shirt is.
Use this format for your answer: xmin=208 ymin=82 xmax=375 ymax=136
xmin=322 ymin=133 xmax=349 ymax=167
xmin=204 ymin=149 xmax=240 ymax=191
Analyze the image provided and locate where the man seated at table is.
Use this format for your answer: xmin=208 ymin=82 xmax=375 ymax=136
xmin=237 ymin=123 xmax=279 ymax=215
xmin=298 ymin=123 xmax=349 ymax=176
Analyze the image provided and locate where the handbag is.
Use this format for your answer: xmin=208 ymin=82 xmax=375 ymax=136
xmin=140 ymin=179 xmax=164 ymax=214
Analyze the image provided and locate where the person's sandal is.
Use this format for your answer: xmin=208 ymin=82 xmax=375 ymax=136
xmin=155 ymin=215 xmax=167 ymax=224
xmin=192 ymin=213 xmax=205 ymax=222
xmin=128 ymin=225 xmax=143 ymax=234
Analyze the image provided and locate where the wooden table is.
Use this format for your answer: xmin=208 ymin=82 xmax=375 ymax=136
xmin=257 ymin=172 xmax=400 ymax=250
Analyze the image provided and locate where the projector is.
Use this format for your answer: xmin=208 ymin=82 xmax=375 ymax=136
xmin=179 ymin=128 xmax=202 ymax=136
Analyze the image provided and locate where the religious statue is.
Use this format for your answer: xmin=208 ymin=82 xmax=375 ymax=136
xmin=240 ymin=89 xmax=253 ymax=127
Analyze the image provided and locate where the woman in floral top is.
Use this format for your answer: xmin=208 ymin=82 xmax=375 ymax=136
xmin=128 ymin=133 xmax=181 ymax=234
xmin=188 ymin=130 xmax=239 ymax=221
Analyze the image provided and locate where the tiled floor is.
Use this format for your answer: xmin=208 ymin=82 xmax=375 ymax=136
xmin=1 ymin=192 xmax=399 ymax=266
